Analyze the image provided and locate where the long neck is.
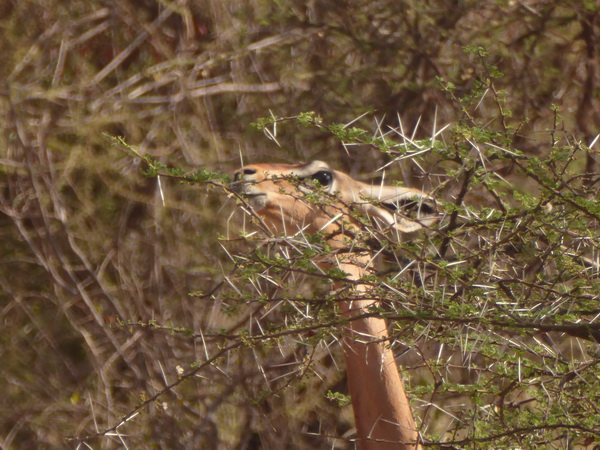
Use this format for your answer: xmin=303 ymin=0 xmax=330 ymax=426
xmin=337 ymin=258 xmax=420 ymax=450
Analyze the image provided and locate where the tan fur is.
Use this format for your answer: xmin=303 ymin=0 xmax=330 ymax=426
xmin=232 ymin=161 xmax=437 ymax=449
xmin=231 ymin=160 xmax=437 ymax=236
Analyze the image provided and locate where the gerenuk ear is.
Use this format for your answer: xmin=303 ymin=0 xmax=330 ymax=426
xmin=356 ymin=184 xmax=439 ymax=233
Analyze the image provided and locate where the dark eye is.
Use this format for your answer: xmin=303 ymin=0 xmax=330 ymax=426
xmin=308 ymin=171 xmax=333 ymax=187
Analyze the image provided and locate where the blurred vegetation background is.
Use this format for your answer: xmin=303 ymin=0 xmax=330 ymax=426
xmin=1 ymin=0 xmax=599 ymax=448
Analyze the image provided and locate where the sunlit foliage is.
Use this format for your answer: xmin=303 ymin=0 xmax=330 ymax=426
xmin=0 ymin=0 xmax=598 ymax=448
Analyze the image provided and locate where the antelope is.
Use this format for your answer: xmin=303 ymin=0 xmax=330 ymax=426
xmin=231 ymin=160 xmax=438 ymax=449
